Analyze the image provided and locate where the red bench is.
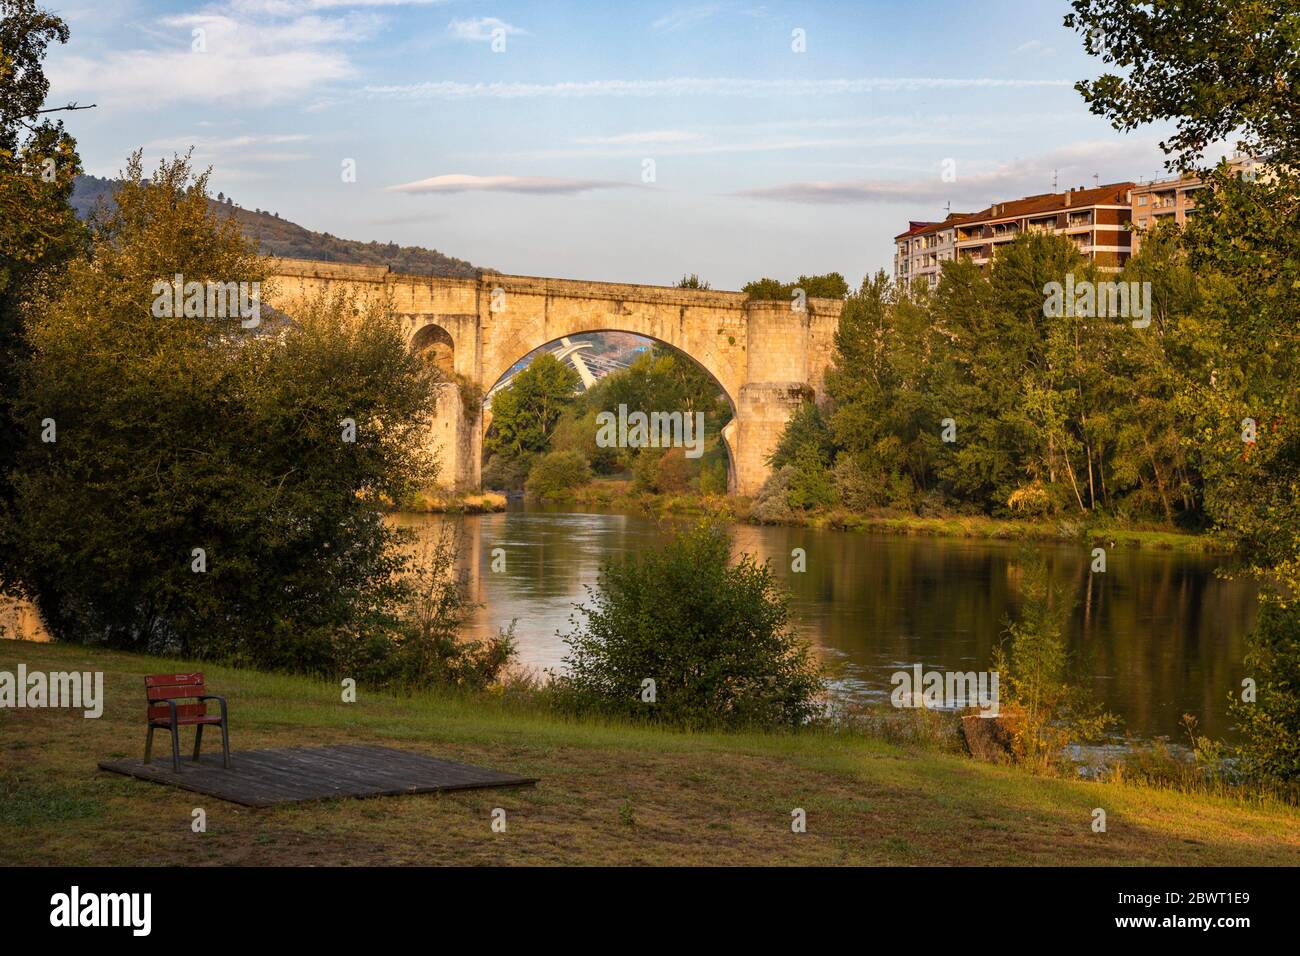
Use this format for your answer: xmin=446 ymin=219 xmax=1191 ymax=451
xmin=144 ymin=673 xmax=230 ymax=772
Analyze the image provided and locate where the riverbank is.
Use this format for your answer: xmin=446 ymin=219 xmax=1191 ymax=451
xmin=398 ymin=489 xmax=508 ymax=514
xmin=530 ymin=481 xmax=1222 ymax=552
xmin=3 ymin=640 xmax=1295 ymax=866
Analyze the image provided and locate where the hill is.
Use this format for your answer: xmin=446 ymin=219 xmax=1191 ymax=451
xmin=71 ymin=174 xmax=485 ymax=277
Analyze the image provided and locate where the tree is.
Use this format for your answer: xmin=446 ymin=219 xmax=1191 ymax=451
xmin=5 ymin=153 xmax=438 ymax=672
xmin=1064 ymin=0 xmax=1300 ymax=169
xmin=524 ymin=449 xmax=590 ymax=499
xmin=485 ymin=353 xmax=579 ymax=458
xmin=675 ymin=273 xmax=710 ymax=290
xmin=0 ymin=0 xmax=83 ymax=586
xmin=557 ymin=520 xmax=823 ymax=727
xmin=743 ymin=272 xmax=849 ymax=301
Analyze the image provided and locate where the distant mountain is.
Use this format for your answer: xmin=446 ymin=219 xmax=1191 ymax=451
xmin=71 ymin=174 xmax=486 ymax=278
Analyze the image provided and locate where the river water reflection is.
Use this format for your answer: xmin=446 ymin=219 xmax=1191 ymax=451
xmin=396 ymin=505 xmax=1256 ymax=741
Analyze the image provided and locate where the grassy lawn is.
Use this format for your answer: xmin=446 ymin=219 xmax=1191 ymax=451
xmin=2 ymin=639 xmax=1296 ymax=866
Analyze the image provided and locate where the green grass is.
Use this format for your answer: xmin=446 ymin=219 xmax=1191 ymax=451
xmin=2 ymin=640 xmax=1295 ymax=866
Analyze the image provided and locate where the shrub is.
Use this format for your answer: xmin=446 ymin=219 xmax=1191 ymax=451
xmin=481 ymin=450 xmax=534 ymax=492
xmin=555 ymin=519 xmax=824 ymax=728
xmin=1230 ymin=600 xmax=1300 ymax=794
xmin=525 ymin=450 xmax=591 ymax=499
xmin=993 ymin=558 xmax=1117 ymax=771
xmin=750 ymin=465 xmax=795 ymax=523
xmin=699 ymin=457 xmax=729 ymax=495
xmin=832 ymin=455 xmax=889 ymax=510
xmin=653 ymin=447 xmax=691 ymax=492
xmin=786 ymin=446 xmax=838 ymax=510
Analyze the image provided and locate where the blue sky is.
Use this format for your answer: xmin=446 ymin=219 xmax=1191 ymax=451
xmin=44 ymin=0 xmax=1191 ymax=288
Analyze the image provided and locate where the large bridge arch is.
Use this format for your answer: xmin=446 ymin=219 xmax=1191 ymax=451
xmin=264 ymin=258 xmax=844 ymax=495
xmin=484 ymin=330 xmax=741 ymax=492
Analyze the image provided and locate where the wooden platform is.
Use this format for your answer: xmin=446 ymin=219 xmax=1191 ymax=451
xmin=98 ymin=744 xmax=537 ymax=807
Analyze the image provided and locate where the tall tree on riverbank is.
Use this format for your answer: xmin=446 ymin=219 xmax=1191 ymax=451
xmin=1067 ymin=0 xmax=1300 ymax=785
xmin=0 ymin=0 xmax=84 ymax=587
xmin=6 ymin=152 xmax=438 ymax=669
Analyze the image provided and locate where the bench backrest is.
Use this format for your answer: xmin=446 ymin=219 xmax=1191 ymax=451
xmin=144 ymin=672 xmax=208 ymax=721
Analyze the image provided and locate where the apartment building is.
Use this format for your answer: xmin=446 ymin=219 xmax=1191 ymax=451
xmin=1129 ymin=156 xmax=1258 ymax=254
xmin=893 ymin=212 xmax=967 ymax=290
xmin=893 ymin=183 xmax=1134 ymax=288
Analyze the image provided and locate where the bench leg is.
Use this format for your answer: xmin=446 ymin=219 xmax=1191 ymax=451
xmin=220 ymin=717 xmax=231 ymax=769
xmin=170 ymin=725 xmax=181 ymax=772
xmin=144 ymin=726 xmax=154 ymax=765
xmin=193 ymin=723 xmax=204 ymax=762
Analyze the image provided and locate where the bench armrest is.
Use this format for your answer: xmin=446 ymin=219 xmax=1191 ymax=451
xmin=198 ymin=694 xmax=228 ymax=719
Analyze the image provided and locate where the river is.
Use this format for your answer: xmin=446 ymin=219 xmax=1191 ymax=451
xmin=397 ymin=505 xmax=1257 ymax=742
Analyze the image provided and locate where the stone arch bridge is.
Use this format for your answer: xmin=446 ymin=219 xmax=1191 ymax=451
xmin=267 ymin=258 xmax=844 ymax=495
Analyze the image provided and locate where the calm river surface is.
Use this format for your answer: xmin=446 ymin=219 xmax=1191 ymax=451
xmin=397 ymin=505 xmax=1257 ymax=742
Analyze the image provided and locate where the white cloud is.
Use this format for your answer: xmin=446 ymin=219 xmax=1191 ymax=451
xmin=575 ymin=130 xmax=701 ymax=145
xmin=365 ymin=76 xmax=1074 ymax=100
xmin=47 ymin=10 xmax=371 ymax=108
xmin=651 ymin=5 xmax=723 ymax=33
xmin=447 ymin=17 xmax=527 ymax=43
xmin=386 ymin=174 xmax=635 ymax=195
xmin=1014 ymin=39 xmax=1056 ymax=57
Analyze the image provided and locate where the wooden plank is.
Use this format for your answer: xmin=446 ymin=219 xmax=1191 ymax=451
xmin=97 ymin=744 xmax=537 ymax=807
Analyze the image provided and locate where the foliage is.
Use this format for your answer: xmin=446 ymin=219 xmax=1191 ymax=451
xmin=4 ymin=153 xmax=437 ymax=676
xmin=766 ymin=400 xmax=837 ymax=510
xmin=750 ymin=465 xmax=795 ymax=524
xmin=1064 ymin=0 xmax=1300 ymax=169
xmin=525 ymin=449 xmax=591 ymax=499
xmin=674 ymin=273 xmax=710 ymax=289
xmin=769 ymin=232 xmax=1215 ymax=524
xmin=743 ymin=272 xmax=849 ymax=301
xmin=1229 ymin=602 xmax=1300 ymax=792
xmin=993 ymin=557 xmax=1117 ymax=771
xmin=698 ymin=456 xmax=728 ymax=495
xmin=481 ymin=449 xmax=534 ymax=493
xmin=376 ymin=527 xmax=516 ymax=690
xmin=0 ymin=0 xmax=83 ymax=586
xmin=485 ymin=353 xmax=579 ymax=458
xmin=555 ymin=519 xmax=824 ymax=728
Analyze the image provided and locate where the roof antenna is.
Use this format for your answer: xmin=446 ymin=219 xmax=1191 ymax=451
xmin=1093 ymin=173 xmax=1100 ymax=188
xmin=944 ymin=200 xmax=952 ymax=216
xmin=1052 ymin=169 xmax=1059 ymax=192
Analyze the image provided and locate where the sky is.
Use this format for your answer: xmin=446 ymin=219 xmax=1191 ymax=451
xmin=42 ymin=0 xmax=1199 ymax=289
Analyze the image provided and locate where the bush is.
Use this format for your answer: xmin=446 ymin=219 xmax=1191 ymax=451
xmin=699 ymin=457 xmax=729 ymax=495
xmin=481 ymin=450 xmax=534 ymax=492
xmin=388 ymin=529 xmax=516 ymax=689
xmin=750 ymin=465 xmax=795 ymax=523
xmin=525 ymin=450 xmax=591 ymax=499
xmin=786 ymin=446 xmax=838 ymax=510
xmin=1230 ymin=600 xmax=1300 ymax=793
xmin=993 ymin=557 xmax=1117 ymax=770
xmin=832 ymin=455 xmax=889 ymax=510
xmin=555 ymin=520 xmax=824 ymax=728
